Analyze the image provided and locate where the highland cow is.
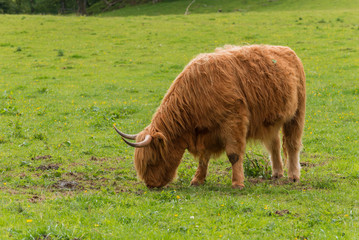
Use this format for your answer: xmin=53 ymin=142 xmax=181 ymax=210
xmin=114 ymin=45 xmax=306 ymax=189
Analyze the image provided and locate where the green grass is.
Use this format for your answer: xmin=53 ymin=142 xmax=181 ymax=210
xmin=1 ymin=0 xmax=359 ymax=239
xmin=92 ymin=0 xmax=359 ymax=16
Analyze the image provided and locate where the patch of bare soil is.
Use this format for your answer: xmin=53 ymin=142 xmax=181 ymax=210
xmin=5 ymin=155 xmax=139 ymax=195
xmin=247 ymin=178 xmax=266 ymax=185
xmin=54 ymin=180 xmax=79 ymax=190
xmin=275 ymin=209 xmax=290 ymax=216
xmin=28 ymin=195 xmax=44 ymax=203
xmin=31 ymin=155 xmax=52 ymax=160
xmin=90 ymin=156 xmax=108 ymax=162
xmin=64 ymin=171 xmax=84 ymax=180
xmin=36 ymin=164 xmax=59 ymax=171
xmin=59 ymin=171 xmax=133 ymax=192
xmin=300 ymin=162 xmax=317 ymax=168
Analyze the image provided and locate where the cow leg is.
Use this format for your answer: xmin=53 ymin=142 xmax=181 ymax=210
xmin=227 ymin=152 xmax=245 ymax=189
xmin=226 ymin=135 xmax=246 ymax=189
xmin=190 ymin=153 xmax=210 ymax=186
xmin=264 ymin=134 xmax=284 ymax=179
xmin=222 ymin=115 xmax=248 ymax=189
xmin=283 ymin=112 xmax=305 ymax=182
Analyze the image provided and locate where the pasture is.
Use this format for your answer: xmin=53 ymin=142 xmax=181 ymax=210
xmin=0 ymin=0 xmax=358 ymax=239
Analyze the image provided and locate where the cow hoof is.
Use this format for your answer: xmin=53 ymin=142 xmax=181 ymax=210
xmin=190 ymin=179 xmax=204 ymax=186
xmin=289 ymin=176 xmax=300 ymax=183
xmin=231 ymin=184 xmax=245 ymax=189
xmin=271 ymin=173 xmax=284 ymax=180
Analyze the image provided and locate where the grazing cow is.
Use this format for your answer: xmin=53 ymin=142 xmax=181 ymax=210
xmin=114 ymin=45 xmax=306 ymax=189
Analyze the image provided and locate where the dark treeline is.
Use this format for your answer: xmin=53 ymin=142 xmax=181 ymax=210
xmin=0 ymin=0 xmax=159 ymax=15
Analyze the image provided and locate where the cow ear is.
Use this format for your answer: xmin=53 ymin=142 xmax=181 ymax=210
xmin=152 ymin=131 xmax=166 ymax=141
xmin=152 ymin=131 xmax=168 ymax=150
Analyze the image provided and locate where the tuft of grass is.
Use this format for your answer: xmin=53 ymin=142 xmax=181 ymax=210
xmin=244 ymin=151 xmax=272 ymax=179
xmin=70 ymin=54 xmax=86 ymax=59
xmin=37 ymin=87 xmax=49 ymax=94
xmin=33 ymin=132 xmax=47 ymax=141
xmin=311 ymin=177 xmax=337 ymax=190
xmin=1 ymin=105 xmax=21 ymax=116
xmin=57 ymin=49 xmax=64 ymax=56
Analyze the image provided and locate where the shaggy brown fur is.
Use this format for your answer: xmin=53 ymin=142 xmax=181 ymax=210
xmin=131 ymin=45 xmax=305 ymax=188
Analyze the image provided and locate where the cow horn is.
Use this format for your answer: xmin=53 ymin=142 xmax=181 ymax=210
xmin=113 ymin=125 xmax=137 ymax=140
xmin=122 ymin=135 xmax=152 ymax=148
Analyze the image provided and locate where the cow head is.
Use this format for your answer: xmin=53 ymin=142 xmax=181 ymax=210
xmin=114 ymin=125 xmax=184 ymax=188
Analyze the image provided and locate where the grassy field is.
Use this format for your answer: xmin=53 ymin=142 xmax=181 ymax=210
xmin=0 ymin=0 xmax=358 ymax=239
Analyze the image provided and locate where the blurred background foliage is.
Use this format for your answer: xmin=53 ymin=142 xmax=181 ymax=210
xmin=0 ymin=0 xmax=157 ymax=15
